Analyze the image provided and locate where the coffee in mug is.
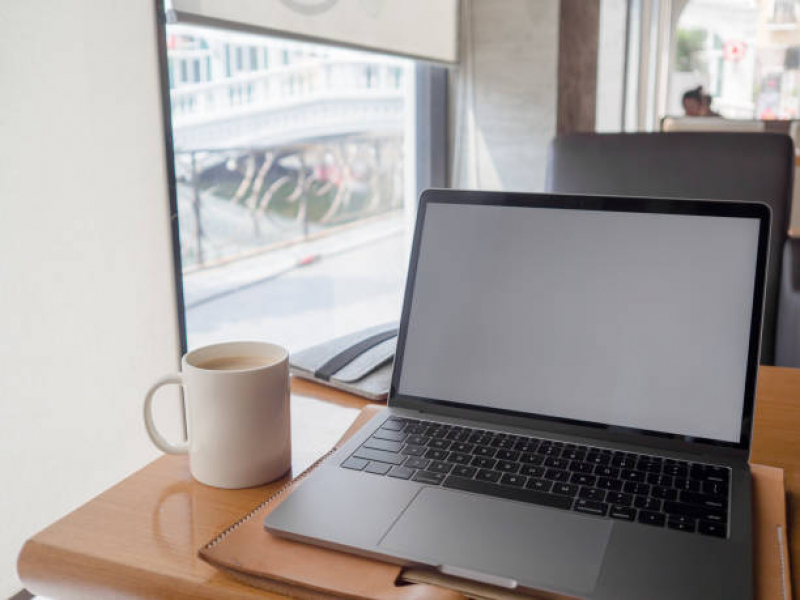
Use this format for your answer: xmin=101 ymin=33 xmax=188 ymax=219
xmin=143 ymin=341 xmax=291 ymax=489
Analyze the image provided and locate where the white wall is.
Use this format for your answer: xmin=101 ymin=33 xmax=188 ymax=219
xmin=0 ymin=1 xmax=182 ymax=594
xmin=450 ymin=0 xmax=559 ymax=192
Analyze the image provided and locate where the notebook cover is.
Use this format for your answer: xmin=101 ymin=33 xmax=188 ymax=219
xmin=199 ymin=406 xmax=790 ymax=600
xmin=290 ymin=324 xmax=397 ymax=401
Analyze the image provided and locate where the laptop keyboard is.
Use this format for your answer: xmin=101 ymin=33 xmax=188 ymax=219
xmin=341 ymin=417 xmax=731 ymax=539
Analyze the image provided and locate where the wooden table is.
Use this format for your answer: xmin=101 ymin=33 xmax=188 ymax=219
xmin=17 ymin=368 xmax=800 ymax=599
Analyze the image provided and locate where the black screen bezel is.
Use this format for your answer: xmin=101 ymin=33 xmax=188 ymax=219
xmin=388 ymin=189 xmax=771 ymax=454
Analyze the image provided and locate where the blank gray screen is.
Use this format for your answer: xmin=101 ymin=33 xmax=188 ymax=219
xmin=398 ymin=203 xmax=760 ymax=443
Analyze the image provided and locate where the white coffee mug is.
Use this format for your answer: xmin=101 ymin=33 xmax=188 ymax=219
xmin=144 ymin=341 xmax=291 ymax=489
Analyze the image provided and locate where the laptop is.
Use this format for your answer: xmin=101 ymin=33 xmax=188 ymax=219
xmin=265 ymin=189 xmax=770 ymax=600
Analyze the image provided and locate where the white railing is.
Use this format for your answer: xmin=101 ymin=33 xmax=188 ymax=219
xmin=170 ymin=59 xmax=404 ymax=126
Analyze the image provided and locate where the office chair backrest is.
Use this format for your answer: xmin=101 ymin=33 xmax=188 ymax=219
xmin=546 ymin=132 xmax=794 ymax=365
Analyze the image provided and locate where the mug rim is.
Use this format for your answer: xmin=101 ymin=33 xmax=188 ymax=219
xmin=183 ymin=340 xmax=289 ymax=373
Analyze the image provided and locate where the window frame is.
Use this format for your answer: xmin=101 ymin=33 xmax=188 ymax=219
xmin=154 ymin=0 xmax=449 ymax=358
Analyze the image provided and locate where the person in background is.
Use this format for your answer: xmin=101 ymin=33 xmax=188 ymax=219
xmin=682 ymin=86 xmax=722 ymax=117
xmin=682 ymin=86 xmax=704 ymax=116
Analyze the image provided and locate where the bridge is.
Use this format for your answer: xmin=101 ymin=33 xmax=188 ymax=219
xmin=170 ymin=58 xmax=406 ymax=151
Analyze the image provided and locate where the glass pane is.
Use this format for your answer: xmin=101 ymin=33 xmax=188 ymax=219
xmin=667 ymin=0 xmax=800 ymax=120
xmin=166 ymin=25 xmax=415 ymax=352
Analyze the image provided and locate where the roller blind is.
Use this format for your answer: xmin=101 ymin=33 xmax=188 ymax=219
xmin=170 ymin=0 xmax=459 ymax=63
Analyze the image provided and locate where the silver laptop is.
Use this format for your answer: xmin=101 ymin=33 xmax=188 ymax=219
xmin=265 ymin=190 xmax=770 ymax=599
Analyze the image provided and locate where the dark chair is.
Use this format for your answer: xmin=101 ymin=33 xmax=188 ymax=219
xmin=546 ymin=132 xmax=798 ymax=366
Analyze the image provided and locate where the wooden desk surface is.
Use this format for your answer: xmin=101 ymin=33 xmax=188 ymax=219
xmin=18 ymin=368 xmax=800 ymax=599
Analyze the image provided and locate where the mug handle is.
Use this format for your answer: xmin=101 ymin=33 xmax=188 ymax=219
xmin=144 ymin=374 xmax=189 ymax=455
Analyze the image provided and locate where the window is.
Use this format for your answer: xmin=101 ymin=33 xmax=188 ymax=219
xmin=666 ymin=0 xmax=800 ymax=120
xmin=163 ymin=24 xmax=434 ymax=353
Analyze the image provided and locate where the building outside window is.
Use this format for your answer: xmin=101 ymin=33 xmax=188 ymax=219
xmin=165 ymin=24 xmax=417 ymax=353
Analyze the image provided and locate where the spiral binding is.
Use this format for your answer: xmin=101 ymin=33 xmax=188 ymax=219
xmin=203 ymin=446 xmax=338 ymax=550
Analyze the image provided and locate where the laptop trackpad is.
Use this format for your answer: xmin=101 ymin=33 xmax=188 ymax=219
xmin=379 ymin=487 xmax=612 ymax=595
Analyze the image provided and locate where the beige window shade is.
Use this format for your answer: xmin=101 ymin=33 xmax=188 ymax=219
xmin=170 ymin=0 xmax=459 ymax=63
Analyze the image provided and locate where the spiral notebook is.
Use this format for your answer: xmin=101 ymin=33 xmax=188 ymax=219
xmin=199 ymin=406 xmax=792 ymax=600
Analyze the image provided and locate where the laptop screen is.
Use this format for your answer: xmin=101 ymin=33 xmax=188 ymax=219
xmin=395 ymin=199 xmax=763 ymax=444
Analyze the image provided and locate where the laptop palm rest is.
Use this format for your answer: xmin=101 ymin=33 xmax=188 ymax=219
xmin=379 ymin=487 xmax=612 ymax=595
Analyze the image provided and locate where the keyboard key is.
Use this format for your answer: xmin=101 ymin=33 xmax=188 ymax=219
xmin=520 ymin=453 xmax=544 ymax=465
xmin=526 ymin=478 xmax=553 ymax=492
xmin=491 ymin=437 xmax=515 ymax=449
xmin=680 ymin=491 xmax=726 ymax=511
xmin=425 ymin=449 xmax=449 ymax=461
xmin=447 ymin=451 xmax=472 ymax=465
xmin=638 ymin=461 xmax=662 ymax=473
xmin=496 ymin=449 xmax=520 ymax=461
xmin=388 ymin=466 xmax=415 ymax=479
xmin=341 ymin=457 xmax=368 ymax=471
xmin=428 ymin=428 xmax=448 ymax=439
xmin=404 ymin=457 xmax=430 ymax=470
xmin=570 ymin=473 xmax=597 ymax=486
xmin=663 ymin=464 xmax=688 ymax=478
xmin=647 ymin=474 xmax=673 ymax=487
xmin=543 ymin=457 xmax=569 ymax=469
xmin=612 ymin=455 xmax=636 ymax=469
xmin=552 ymin=483 xmax=579 ymax=497
xmin=667 ymin=519 xmax=696 ymax=533
xmin=451 ymin=442 xmax=474 ymax=453
xmin=364 ymin=438 xmax=403 ymax=453
xmin=578 ymin=487 xmax=606 ymax=502
xmin=500 ymin=473 xmax=527 ymax=487
xmin=563 ymin=449 xmax=587 ymax=461
xmin=496 ymin=460 xmax=519 ymax=473
xmin=691 ymin=464 xmax=730 ymax=483
xmin=476 ymin=469 xmax=502 ymax=483
xmin=574 ymin=499 xmax=608 ymax=516
xmin=373 ymin=429 xmax=406 ymax=442
xmin=471 ymin=456 xmax=497 ymax=469
xmin=638 ymin=510 xmax=666 ymax=527
xmin=538 ymin=445 xmax=562 ymax=457
xmin=569 ymin=461 xmax=594 ymax=474
xmin=381 ymin=420 xmax=405 ymax=431
xmin=545 ymin=469 xmax=570 ymax=482
xmin=623 ymin=482 xmax=650 ymax=495
xmin=651 ymin=486 xmax=678 ymax=501
xmin=428 ymin=461 xmax=453 ymax=474
xmin=428 ymin=439 xmax=452 ymax=450
xmin=634 ymin=496 xmax=662 ymax=511
xmin=703 ymin=481 xmax=727 ymax=497
xmin=412 ymin=470 xmax=446 ymax=485
xmin=597 ymin=477 xmax=622 ymax=491
xmin=620 ymin=469 xmax=644 ymax=482
xmin=365 ymin=462 xmax=391 ymax=475
xmin=674 ymin=478 xmax=700 ymax=492
xmin=609 ymin=506 xmax=636 ymax=521
xmin=401 ymin=444 xmax=426 ymax=456
xmin=407 ymin=434 xmax=430 ymax=446
xmin=452 ymin=465 xmax=477 ymax=478
xmin=443 ymin=475 xmax=573 ymax=510
xmin=514 ymin=439 xmax=540 ymax=452
xmin=605 ymin=492 xmax=632 ymax=506
xmin=587 ymin=453 xmax=611 ymax=466
xmin=353 ymin=448 xmax=405 ymax=465
xmin=662 ymin=501 xmax=725 ymax=523
xmin=594 ymin=465 xmax=619 ymax=478
xmin=473 ymin=446 xmax=497 ymax=458
xmin=519 ymin=464 xmax=545 ymax=477
xmin=697 ymin=520 xmax=727 ymax=538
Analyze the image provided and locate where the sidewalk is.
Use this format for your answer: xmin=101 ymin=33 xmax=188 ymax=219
xmin=183 ymin=212 xmax=409 ymax=352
